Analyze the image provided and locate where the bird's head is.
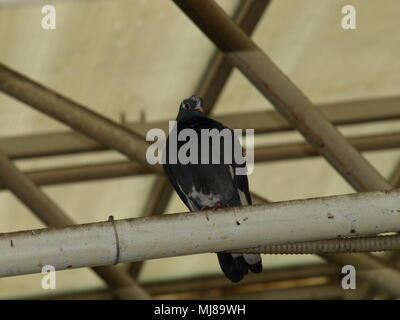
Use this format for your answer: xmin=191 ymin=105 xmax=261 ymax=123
xmin=177 ymin=95 xmax=204 ymax=121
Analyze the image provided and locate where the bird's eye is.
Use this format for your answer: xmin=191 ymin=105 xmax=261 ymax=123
xmin=183 ymin=103 xmax=190 ymax=109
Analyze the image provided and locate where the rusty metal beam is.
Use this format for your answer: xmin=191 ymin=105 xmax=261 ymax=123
xmin=253 ymin=131 xmax=400 ymax=162
xmin=28 ymin=263 xmax=340 ymax=299
xmin=1 ymin=131 xmax=398 ymax=190
xmin=9 ymin=161 xmax=152 ymax=188
xmin=323 ymin=253 xmax=400 ymax=298
xmin=172 ymin=0 xmax=390 ymax=192
xmin=1 ymin=96 xmax=399 ymax=161
xmin=0 ymin=64 xmax=161 ymax=173
xmin=35 ymin=283 xmax=344 ymax=300
xmin=209 ymin=284 xmax=343 ymax=300
xmin=141 ymin=263 xmax=339 ymax=296
xmin=196 ymin=0 xmax=271 ymax=110
xmin=0 ymin=150 xmax=150 ymax=300
xmin=132 ymin=95 xmax=400 ymax=137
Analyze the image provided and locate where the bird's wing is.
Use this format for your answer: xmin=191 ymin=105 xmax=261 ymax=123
xmin=163 ymin=161 xmax=202 ymax=211
xmin=163 ymin=117 xmax=252 ymax=211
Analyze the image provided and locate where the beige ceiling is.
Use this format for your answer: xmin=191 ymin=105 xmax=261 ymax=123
xmin=0 ymin=0 xmax=399 ymax=298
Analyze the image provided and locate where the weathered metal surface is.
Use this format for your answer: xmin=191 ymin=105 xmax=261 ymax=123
xmin=0 ymin=189 xmax=399 ymax=277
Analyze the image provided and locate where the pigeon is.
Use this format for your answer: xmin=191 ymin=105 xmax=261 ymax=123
xmin=163 ymin=95 xmax=262 ymax=282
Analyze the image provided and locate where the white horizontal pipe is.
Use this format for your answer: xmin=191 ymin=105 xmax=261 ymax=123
xmin=1 ymin=189 xmax=400 ymax=277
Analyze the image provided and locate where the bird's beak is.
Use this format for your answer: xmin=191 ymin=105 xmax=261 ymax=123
xmin=194 ymin=106 xmax=204 ymax=113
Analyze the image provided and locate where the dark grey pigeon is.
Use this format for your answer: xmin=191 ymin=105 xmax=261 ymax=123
xmin=163 ymin=95 xmax=262 ymax=283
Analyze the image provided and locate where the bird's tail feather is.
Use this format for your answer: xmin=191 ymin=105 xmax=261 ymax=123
xmin=217 ymin=252 xmax=262 ymax=283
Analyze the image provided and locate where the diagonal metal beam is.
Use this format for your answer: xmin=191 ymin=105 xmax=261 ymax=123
xmin=389 ymin=158 xmax=400 ymax=187
xmin=322 ymin=253 xmax=400 ymax=298
xmin=172 ymin=0 xmax=391 ymax=192
xmin=197 ymin=0 xmax=271 ymax=110
xmin=0 ymin=64 xmax=161 ymax=173
xmin=28 ymin=263 xmax=341 ymax=299
xmin=171 ymin=0 xmax=398 ymax=297
xmin=128 ymin=0 xmax=271 ymax=278
xmin=0 ymin=150 xmax=150 ymax=300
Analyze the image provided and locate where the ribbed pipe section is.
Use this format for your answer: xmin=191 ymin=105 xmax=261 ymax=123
xmin=232 ymin=234 xmax=400 ymax=255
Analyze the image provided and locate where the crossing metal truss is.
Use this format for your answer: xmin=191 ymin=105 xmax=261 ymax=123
xmin=0 ymin=0 xmax=399 ymax=300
